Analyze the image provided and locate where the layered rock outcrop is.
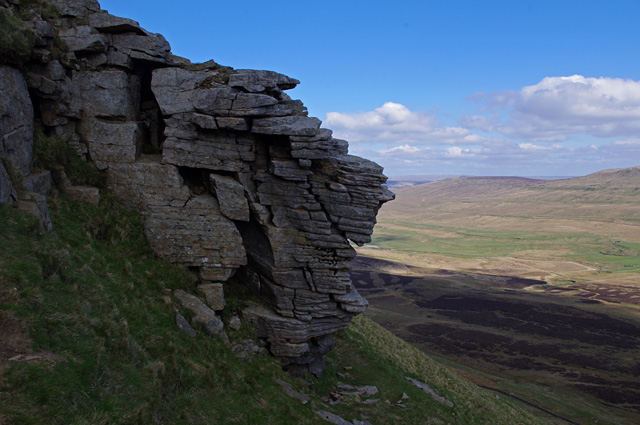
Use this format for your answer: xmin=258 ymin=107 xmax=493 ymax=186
xmin=0 ymin=0 xmax=393 ymax=374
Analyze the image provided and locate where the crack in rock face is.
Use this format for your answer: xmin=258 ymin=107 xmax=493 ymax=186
xmin=6 ymin=0 xmax=395 ymax=375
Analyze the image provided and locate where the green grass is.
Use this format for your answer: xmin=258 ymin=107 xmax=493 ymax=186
xmin=371 ymin=219 xmax=640 ymax=273
xmin=33 ymin=130 xmax=106 ymax=188
xmin=371 ymin=221 xmax=601 ymax=258
xmin=0 ymin=195 xmax=319 ymax=424
xmin=0 ymin=191 xmax=546 ymax=424
xmin=0 ymin=7 xmax=34 ymax=66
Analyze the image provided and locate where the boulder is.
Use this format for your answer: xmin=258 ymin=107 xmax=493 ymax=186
xmin=173 ymin=289 xmax=224 ymax=336
xmin=175 ymin=312 xmax=196 ymax=337
xmin=23 ymin=170 xmax=51 ymax=196
xmin=209 ymin=174 xmax=250 ymax=222
xmin=16 ymin=192 xmax=52 ymax=231
xmin=197 ymin=282 xmax=226 ymax=311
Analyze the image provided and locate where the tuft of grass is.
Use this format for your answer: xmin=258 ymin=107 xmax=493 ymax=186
xmin=0 ymin=7 xmax=34 ymax=66
xmin=33 ymin=130 xmax=106 ymax=188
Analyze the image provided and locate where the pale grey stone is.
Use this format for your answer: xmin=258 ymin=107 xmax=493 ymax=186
xmin=403 ymin=376 xmax=454 ymax=408
xmin=173 ymin=289 xmax=224 ymax=336
xmin=215 ymin=117 xmax=247 ymax=131
xmin=89 ymin=12 xmax=146 ymax=35
xmin=252 ymin=116 xmax=321 ymax=136
xmin=228 ymin=70 xmax=299 ymax=93
xmin=111 ymin=32 xmax=171 ymax=63
xmin=145 ymin=195 xmax=246 ymax=278
xmin=71 ymin=70 xmax=139 ymax=120
xmin=313 ymin=410 xmax=352 ymax=425
xmin=58 ymin=26 xmax=107 ymax=53
xmin=81 ymin=121 xmax=143 ymax=169
xmin=197 ymin=282 xmax=225 ymax=311
xmin=16 ymin=192 xmax=52 ymax=231
xmin=175 ymin=312 xmax=196 ymax=337
xmin=228 ymin=314 xmax=241 ymax=330
xmin=23 ymin=170 xmax=51 ymax=196
xmin=209 ymin=174 xmax=249 ymax=222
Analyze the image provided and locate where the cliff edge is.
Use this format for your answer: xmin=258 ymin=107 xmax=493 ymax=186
xmin=0 ymin=0 xmax=394 ymax=374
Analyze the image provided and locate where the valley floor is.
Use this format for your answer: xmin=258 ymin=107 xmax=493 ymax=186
xmin=353 ymin=251 xmax=640 ymax=425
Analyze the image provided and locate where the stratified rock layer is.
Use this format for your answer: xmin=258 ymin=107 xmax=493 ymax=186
xmin=4 ymin=0 xmax=394 ymax=374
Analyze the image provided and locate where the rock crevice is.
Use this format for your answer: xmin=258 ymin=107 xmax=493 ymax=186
xmin=0 ymin=0 xmax=394 ymax=374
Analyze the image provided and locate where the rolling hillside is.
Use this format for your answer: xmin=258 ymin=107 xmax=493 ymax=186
xmin=369 ymin=166 xmax=640 ymax=286
xmin=384 ymin=166 xmax=640 ymax=224
xmin=356 ymin=166 xmax=640 ymax=424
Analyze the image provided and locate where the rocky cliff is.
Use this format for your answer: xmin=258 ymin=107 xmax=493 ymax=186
xmin=0 ymin=0 xmax=393 ymax=375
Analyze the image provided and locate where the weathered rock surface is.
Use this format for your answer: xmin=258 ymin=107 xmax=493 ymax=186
xmin=16 ymin=192 xmax=53 ymax=230
xmin=3 ymin=0 xmax=394 ymax=374
xmin=0 ymin=66 xmax=33 ymax=176
xmin=197 ymin=282 xmax=226 ymax=311
xmin=173 ymin=289 xmax=225 ymax=337
xmin=23 ymin=171 xmax=52 ymax=196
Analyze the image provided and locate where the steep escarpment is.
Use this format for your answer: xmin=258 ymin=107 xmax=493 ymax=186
xmin=0 ymin=0 xmax=393 ymax=374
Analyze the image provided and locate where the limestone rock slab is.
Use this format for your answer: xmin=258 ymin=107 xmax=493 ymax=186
xmin=58 ymin=26 xmax=107 ymax=53
xmin=251 ymin=116 xmax=321 ymax=136
xmin=197 ymin=283 xmax=226 ymax=311
xmin=89 ymin=12 xmax=146 ymax=35
xmin=145 ymin=195 xmax=247 ymax=275
xmin=228 ymin=70 xmax=299 ymax=93
xmin=82 ymin=120 xmax=143 ymax=169
xmin=209 ymin=174 xmax=249 ymax=222
xmin=173 ymin=289 xmax=224 ymax=336
xmin=23 ymin=170 xmax=52 ymax=196
xmin=72 ymin=70 xmax=139 ymax=120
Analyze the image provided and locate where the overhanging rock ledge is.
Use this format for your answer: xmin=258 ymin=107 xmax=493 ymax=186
xmin=5 ymin=0 xmax=395 ymax=375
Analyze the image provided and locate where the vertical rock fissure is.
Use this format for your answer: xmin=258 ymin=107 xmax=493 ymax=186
xmin=9 ymin=0 xmax=394 ymax=375
xmin=133 ymin=60 xmax=165 ymax=155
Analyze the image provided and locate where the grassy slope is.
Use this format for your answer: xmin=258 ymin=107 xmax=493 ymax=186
xmin=0 ymin=192 xmax=544 ymax=424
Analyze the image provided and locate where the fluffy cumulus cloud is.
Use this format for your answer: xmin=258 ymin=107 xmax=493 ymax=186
xmin=324 ymin=76 xmax=640 ymax=176
xmin=467 ymin=75 xmax=640 ymax=140
xmin=325 ymin=102 xmax=471 ymax=145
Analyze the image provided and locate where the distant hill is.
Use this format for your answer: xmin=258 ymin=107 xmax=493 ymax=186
xmin=383 ymin=166 xmax=640 ymax=224
xmin=386 ymin=174 xmax=464 ymax=190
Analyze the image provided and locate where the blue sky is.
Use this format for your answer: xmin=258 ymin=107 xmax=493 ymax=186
xmin=99 ymin=0 xmax=640 ymax=177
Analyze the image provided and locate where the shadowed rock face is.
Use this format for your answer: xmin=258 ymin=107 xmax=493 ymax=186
xmin=8 ymin=0 xmax=394 ymax=374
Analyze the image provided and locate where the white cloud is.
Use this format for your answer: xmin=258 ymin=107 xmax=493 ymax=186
xmin=378 ymin=144 xmax=421 ymax=154
xmin=468 ymin=75 xmax=640 ymax=140
xmin=323 ymin=78 xmax=640 ymax=177
xmin=325 ymin=102 xmax=470 ymax=145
